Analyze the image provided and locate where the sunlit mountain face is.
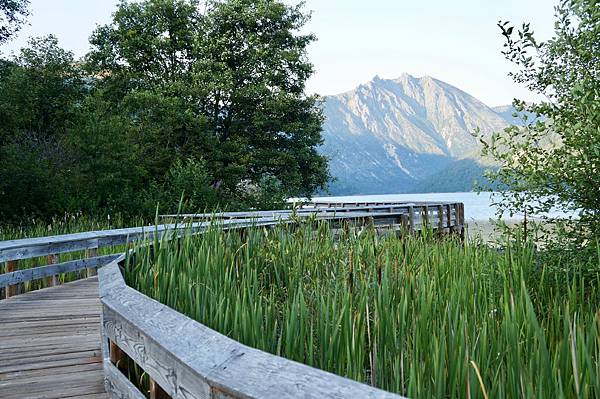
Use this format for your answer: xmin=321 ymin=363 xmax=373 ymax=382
xmin=319 ymin=74 xmax=517 ymax=194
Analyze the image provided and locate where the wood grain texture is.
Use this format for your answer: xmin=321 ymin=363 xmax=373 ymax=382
xmin=5 ymin=260 xmax=17 ymax=298
xmin=0 ymin=277 xmax=108 ymax=399
xmin=0 ymin=254 xmax=120 ymax=288
xmin=0 ymin=203 xmax=465 ymax=398
xmin=103 ymin=362 xmax=145 ymax=399
xmin=99 ymin=261 xmax=405 ymax=399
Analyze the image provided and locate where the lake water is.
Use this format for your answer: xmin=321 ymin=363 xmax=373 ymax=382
xmin=309 ymin=192 xmax=571 ymax=222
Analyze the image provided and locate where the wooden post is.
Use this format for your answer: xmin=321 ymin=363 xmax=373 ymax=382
xmin=461 ymin=203 xmax=466 ymax=241
xmin=5 ymin=260 xmax=18 ymax=298
xmin=86 ymin=248 xmax=98 ymax=277
xmin=437 ymin=205 xmax=444 ymax=232
xmin=46 ymin=254 xmax=59 ymax=287
xmin=457 ymin=203 xmax=465 ymax=241
xmin=408 ymin=206 xmax=415 ymax=234
xmin=455 ymin=204 xmax=461 ymax=234
xmin=109 ymin=340 xmax=127 ymax=373
xmin=422 ymin=206 xmax=429 ymax=227
xmin=149 ymin=379 xmax=170 ymax=399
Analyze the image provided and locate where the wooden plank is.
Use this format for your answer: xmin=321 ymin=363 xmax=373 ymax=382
xmin=99 ymin=262 xmax=404 ymax=399
xmin=408 ymin=206 xmax=415 ymax=234
xmin=46 ymin=254 xmax=59 ymax=287
xmin=0 ymin=339 xmax=101 ymax=358
xmin=0 ymin=370 xmax=106 ymax=399
xmin=0 ymin=277 xmax=106 ymax=398
xmin=0 ymin=362 xmax=103 ymax=382
xmin=0 ymin=204 xmax=462 ymax=263
xmin=0 ymin=255 xmax=120 ymax=288
xmin=103 ymin=362 xmax=145 ymax=399
xmin=86 ymin=248 xmax=99 ymax=277
xmin=161 ymin=203 xmax=442 ymax=220
xmin=5 ymin=260 xmax=17 ymax=298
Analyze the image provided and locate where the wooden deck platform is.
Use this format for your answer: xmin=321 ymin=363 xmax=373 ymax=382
xmin=0 ymin=277 xmax=107 ymax=399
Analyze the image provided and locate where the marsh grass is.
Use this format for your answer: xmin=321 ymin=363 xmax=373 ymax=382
xmin=125 ymin=221 xmax=600 ymax=398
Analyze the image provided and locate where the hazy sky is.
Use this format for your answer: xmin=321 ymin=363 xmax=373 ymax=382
xmin=2 ymin=0 xmax=558 ymax=106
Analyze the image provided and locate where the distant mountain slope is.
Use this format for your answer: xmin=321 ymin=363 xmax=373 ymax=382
xmin=319 ymin=74 xmax=515 ymax=195
xmin=408 ymin=159 xmax=498 ymax=193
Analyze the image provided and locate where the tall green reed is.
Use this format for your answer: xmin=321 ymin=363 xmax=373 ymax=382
xmin=125 ymin=221 xmax=600 ymax=398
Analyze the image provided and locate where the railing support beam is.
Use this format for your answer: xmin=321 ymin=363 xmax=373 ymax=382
xmin=149 ymin=379 xmax=170 ymax=399
xmin=86 ymin=248 xmax=98 ymax=277
xmin=46 ymin=254 xmax=59 ymax=287
xmin=5 ymin=260 xmax=17 ymax=298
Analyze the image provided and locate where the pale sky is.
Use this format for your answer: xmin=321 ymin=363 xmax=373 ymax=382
xmin=2 ymin=0 xmax=558 ymax=106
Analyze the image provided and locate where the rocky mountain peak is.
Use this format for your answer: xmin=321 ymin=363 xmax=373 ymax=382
xmin=319 ymin=74 xmax=515 ymax=195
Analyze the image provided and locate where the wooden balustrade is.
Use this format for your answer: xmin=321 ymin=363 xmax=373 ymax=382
xmin=0 ymin=202 xmax=465 ymax=397
xmin=99 ymin=258 xmax=405 ymax=399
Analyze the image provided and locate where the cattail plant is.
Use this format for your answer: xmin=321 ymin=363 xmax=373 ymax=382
xmin=125 ymin=221 xmax=600 ymax=398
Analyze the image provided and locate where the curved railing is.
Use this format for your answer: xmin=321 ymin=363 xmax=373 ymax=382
xmin=0 ymin=202 xmax=465 ymax=398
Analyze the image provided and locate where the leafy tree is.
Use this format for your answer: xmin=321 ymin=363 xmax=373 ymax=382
xmin=196 ymin=0 xmax=329 ymax=202
xmin=156 ymin=157 xmax=218 ymax=213
xmin=0 ymin=0 xmax=29 ymax=45
xmin=479 ymin=0 xmax=600 ymax=251
xmin=87 ymin=0 xmax=329 ymax=210
xmin=0 ymin=36 xmax=87 ymax=221
xmin=64 ymin=95 xmax=150 ymax=216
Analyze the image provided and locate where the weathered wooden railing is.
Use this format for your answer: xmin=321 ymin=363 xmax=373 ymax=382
xmin=0 ymin=202 xmax=464 ymax=398
xmin=99 ymin=256 xmax=404 ymax=399
xmin=162 ymin=202 xmax=465 ymax=235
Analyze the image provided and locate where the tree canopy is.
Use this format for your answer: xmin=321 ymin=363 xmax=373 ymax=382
xmin=480 ymin=0 xmax=600 ymax=251
xmin=0 ymin=0 xmax=29 ymax=45
xmin=0 ymin=0 xmax=329 ymax=222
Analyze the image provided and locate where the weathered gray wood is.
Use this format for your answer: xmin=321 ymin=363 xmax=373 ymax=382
xmin=0 ymin=202 xmax=466 ymax=398
xmin=0 ymin=277 xmax=106 ymax=398
xmin=46 ymin=254 xmax=59 ymax=287
xmin=87 ymin=248 xmax=99 ymax=277
xmin=1 ymin=202 xmax=465 ymax=266
xmin=99 ymin=261 xmax=404 ymax=399
xmin=0 ymin=224 xmax=202 ymax=263
xmin=103 ymin=362 xmax=145 ymax=399
xmin=0 ymin=255 xmax=120 ymax=288
xmin=0 ymin=211 xmax=435 ymax=264
xmin=162 ymin=202 xmax=455 ymax=220
xmin=5 ymin=260 xmax=17 ymax=298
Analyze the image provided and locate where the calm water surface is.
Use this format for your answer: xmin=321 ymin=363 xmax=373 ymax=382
xmin=309 ymin=192 xmax=571 ymax=222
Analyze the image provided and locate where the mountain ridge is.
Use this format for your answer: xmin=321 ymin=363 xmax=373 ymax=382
xmin=319 ymin=74 xmax=514 ymax=195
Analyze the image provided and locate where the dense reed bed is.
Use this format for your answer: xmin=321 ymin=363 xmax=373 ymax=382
xmin=125 ymin=222 xmax=600 ymax=398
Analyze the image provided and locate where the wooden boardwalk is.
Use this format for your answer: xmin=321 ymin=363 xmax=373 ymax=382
xmin=0 ymin=277 xmax=107 ymax=399
xmin=0 ymin=203 xmax=464 ymax=398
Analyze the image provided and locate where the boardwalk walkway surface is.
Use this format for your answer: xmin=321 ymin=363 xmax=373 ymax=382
xmin=0 ymin=277 xmax=107 ymax=399
xmin=0 ymin=203 xmax=465 ymax=399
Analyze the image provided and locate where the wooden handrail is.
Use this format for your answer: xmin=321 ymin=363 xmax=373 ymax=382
xmin=1 ymin=203 xmax=466 ymax=396
xmin=0 ymin=254 xmax=121 ymax=288
xmin=1 ymin=205 xmax=465 ymax=299
xmin=160 ymin=202 xmax=459 ymax=220
xmin=99 ymin=259 xmax=406 ymax=399
xmin=1 ymin=206 xmax=463 ymax=263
